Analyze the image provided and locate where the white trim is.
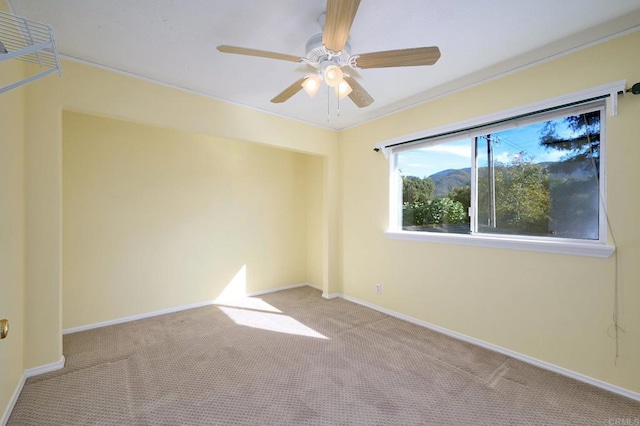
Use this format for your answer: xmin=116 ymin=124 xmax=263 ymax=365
xmin=2 ymin=357 xmax=66 ymax=424
xmin=388 ymin=153 xmax=400 ymax=229
xmin=60 ymin=26 xmax=637 ymax=134
xmin=57 ymin=55 xmax=337 ymax=133
xmin=322 ymin=292 xmax=342 ymax=300
xmin=245 ymin=283 xmax=316 ymax=297
xmin=63 ymin=300 xmax=218 ymax=334
xmin=384 ymin=96 xmax=614 ymax=256
xmin=62 ymin=283 xmax=315 ymax=334
xmin=470 ymin=137 xmax=478 ymax=232
xmin=24 ymin=356 xmax=66 ymax=378
xmin=385 ymin=231 xmax=615 ymax=258
xmin=598 ymin=106 xmax=609 ymax=242
xmin=306 ymin=283 xmax=323 ymax=292
xmin=1 ymin=375 xmax=25 ymax=426
xmin=608 ymin=92 xmax=619 ymax=116
xmin=375 ymin=80 xmax=626 ymax=152
xmin=339 ymin=293 xmax=640 ymax=402
xmin=352 ymin=24 xmax=640 ymax=133
xmin=9 ymin=280 xmax=637 ymax=426
xmin=3 ymin=0 xmax=635 ymax=133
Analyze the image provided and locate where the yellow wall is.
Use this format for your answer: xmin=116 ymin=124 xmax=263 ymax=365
xmin=339 ymin=30 xmax=640 ymax=393
xmin=62 ymin=111 xmax=320 ymax=328
xmin=3 ymin=7 xmax=638 ymax=420
xmin=22 ymin=59 xmax=339 ymax=369
xmin=0 ymin=12 xmax=25 ymax=420
xmin=305 ymin=155 xmax=325 ymax=288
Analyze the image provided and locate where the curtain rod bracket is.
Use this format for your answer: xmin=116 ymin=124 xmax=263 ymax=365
xmin=626 ymin=82 xmax=640 ymax=95
xmin=611 ymin=82 xmax=640 ymax=116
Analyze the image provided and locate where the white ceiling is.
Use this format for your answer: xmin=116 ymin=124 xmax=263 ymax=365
xmin=7 ymin=0 xmax=640 ymax=130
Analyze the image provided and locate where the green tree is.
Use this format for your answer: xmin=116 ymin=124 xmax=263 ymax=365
xmin=402 ymin=201 xmax=426 ymax=227
xmin=403 ymin=197 xmax=467 ymax=229
xmin=538 ymin=111 xmax=600 ymax=238
xmin=497 ymin=159 xmax=549 ymax=233
xmin=424 ymin=198 xmax=467 ymax=225
xmin=402 ymin=176 xmax=434 ymax=204
xmin=478 ymin=155 xmax=550 ymax=235
xmin=539 ymin=111 xmax=601 ymax=173
xmin=448 ymin=186 xmax=471 ymax=222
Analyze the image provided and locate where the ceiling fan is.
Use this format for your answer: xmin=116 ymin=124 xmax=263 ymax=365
xmin=217 ymin=0 xmax=441 ymax=108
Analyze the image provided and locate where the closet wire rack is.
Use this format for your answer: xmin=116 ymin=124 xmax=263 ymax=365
xmin=0 ymin=10 xmax=61 ymax=94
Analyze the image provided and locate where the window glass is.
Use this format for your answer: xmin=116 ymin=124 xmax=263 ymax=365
xmin=397 ymin=138 xmax=471 ymax=234
xmin=393 ymin=106 xmax=602 ymax=241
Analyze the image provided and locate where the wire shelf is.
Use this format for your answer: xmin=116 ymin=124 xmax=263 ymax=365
xmin=0 ymin=10 xmax=61 ymax=94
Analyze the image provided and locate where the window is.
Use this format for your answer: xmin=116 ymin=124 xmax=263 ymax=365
xmin=388 ymin=99 xmax=614 ymax=257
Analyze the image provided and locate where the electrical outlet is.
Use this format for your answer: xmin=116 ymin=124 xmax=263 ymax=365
xmin=375 ymin=284 xmax=382 ymax=294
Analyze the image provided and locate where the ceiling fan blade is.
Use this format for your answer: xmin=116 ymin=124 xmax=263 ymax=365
xmin=271 ymin=77 xmax=307 ymax=103
xmin=217 ymin=45 xmax=302 ymax=63
xmin=355 ymin=46 xmax=441 ymax=69
xmin=323 ymin=0 xmax=361 ymax=52
xmin=343 ymin=75 xmax=373 ymax=108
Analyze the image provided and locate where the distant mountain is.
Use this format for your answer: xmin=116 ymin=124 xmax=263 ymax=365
xmin=426 ymin=162 xmax=596 ymax=198
xmin=429 ymin=168 xmax=471 ymax=198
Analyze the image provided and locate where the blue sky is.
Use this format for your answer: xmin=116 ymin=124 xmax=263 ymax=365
xmin=397 ymin=121 xmax=573 ymax=178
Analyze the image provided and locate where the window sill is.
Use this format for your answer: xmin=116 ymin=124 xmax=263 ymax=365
xmin=385 ymin=230 xmax=615 ymax=258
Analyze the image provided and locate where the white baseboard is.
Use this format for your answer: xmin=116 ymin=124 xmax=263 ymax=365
xmin=63 ymin=300 xmax=219 ymax=334
xmin=2 ymin=356 xmax=66 ymax=426
xmin=245 ymin=283 xmax=313 ymax=297
xmin=24 ymin=356 xmax=66 ymax=378
xmin=63 ymin=283 xmax=317 ymax=335
xmin=340 ymin=293 xmax=640 ymax=402
xmin=1 ymin=375 xmax=25 ymax=426
xmin=56 ymin=283 xmax=640 ymax=401
xmin=306 ymin=283 xmax=323 ymax=292
xmin=323 ymin=292 xmax=342 ymax=299
xmin=9 ymin=283 xmax=638 ymax=426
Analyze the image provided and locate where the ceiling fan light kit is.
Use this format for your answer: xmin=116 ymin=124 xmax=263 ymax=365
xmin=336 ymin=79 xmax=353 ymax=100
xmin=217 ymin=0 xmax=441 ymax=114
xmin=301 ymin=75 xmax=322 ymax=98
xmin=323 ymin=64 xmax=343 ymax=87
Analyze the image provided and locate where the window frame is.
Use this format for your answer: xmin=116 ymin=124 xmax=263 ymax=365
xmin=383 ymin=83 xmax=624 ymax=258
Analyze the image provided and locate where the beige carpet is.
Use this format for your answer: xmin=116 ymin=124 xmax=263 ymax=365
xmin=8 ymin=287 xmax=640 ymax=425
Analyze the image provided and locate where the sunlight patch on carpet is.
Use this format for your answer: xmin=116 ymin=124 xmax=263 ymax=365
xmin=218 ymin=306 xmax=328 ymax=339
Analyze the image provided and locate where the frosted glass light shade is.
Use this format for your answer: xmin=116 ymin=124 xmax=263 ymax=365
xmin=323 ymin=65 xmax=343 ymax=88
xmin=336 ymin=80 xmax=353 ymax=100
xmin=301 ymin=75 xmax=322 ymax=98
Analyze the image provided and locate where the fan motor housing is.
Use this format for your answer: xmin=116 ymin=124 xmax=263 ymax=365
xmin=305 ymin=33 xmax=352 ymax=68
